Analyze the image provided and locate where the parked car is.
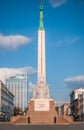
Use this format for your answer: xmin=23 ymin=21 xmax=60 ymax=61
xmin=0 ymin=113 xmax=5 ymax=121
xmin=80 ymin=114 xmax=84 ymax=121
xmin=73 ymin=113 xmax=80 ymax=121
xmin=0 ymin=112 xmax=10 ymax=122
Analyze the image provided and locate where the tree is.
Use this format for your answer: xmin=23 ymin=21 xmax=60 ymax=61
xmin=14 ymin=107 xmax=21 ymax=116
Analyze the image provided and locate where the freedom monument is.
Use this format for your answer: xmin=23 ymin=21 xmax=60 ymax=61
xmin=26 ymin=0 xmax=58 ymax=124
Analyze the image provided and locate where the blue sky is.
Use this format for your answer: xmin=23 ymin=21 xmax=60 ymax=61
xmin=0 ymin=0 xmax=84 ymax=106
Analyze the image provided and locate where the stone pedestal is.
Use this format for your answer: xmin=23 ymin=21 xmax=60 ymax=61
xmin=26 ymin=99 xmax=58 ymax=124
xmin=10 ymin=99 xmax=73 ymax=124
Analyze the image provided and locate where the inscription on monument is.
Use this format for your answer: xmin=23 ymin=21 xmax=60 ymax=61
xmin=34 ymin=99 xmax=50 ymax=111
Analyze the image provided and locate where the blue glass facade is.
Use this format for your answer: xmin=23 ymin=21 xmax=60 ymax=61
xmin=6 ymin=74 xmax=28 ymax=112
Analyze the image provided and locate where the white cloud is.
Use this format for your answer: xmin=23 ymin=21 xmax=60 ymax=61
xmin=0 ymin=67 xmax=37 ymax=82
xmin=0 ymin=33 xmax=31 ymax=50
xmin=56 ymin=37 xmax=80 ymax=47
xmin=65 ymin=75 xmax=84 ymax=89
xmin=28 ymin=82 xmax=34 ymax=93
xmin=48 ymin=0 xmax=67 ymax=8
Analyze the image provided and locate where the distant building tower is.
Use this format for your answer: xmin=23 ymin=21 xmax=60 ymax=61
xmin=6 ymin=74 xmax=28 ymax=112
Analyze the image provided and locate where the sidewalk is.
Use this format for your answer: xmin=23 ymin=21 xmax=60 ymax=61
xmin=0 ymin=122 xmax=10 ymax=124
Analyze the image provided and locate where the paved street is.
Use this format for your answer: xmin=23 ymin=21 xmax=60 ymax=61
xmin=0 ymin=123 xmax=84 ymax=130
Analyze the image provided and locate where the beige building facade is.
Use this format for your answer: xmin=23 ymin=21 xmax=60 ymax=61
xmin=70 ymin=88 xmax=84 ymax=116
xmin=61 ymin=103 xmax=70 ymax=116
xmin=0 ymin=80 xmax=14 ymax=117
xmin=79 ymin=93 xmax=84 ymax=115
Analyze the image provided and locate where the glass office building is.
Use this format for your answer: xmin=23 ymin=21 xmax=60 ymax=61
xmin=6 ymin=74 xmax=28 ymax=112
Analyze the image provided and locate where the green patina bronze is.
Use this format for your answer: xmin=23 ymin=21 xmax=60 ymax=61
xmin=39 ymin=1 xmax=44 ymax=30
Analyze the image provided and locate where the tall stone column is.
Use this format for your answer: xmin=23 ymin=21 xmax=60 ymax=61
xmin=33 ymin=0 xmax=50 ymax=99
xmin=38 ymin=30 xmax=46 ymax=85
